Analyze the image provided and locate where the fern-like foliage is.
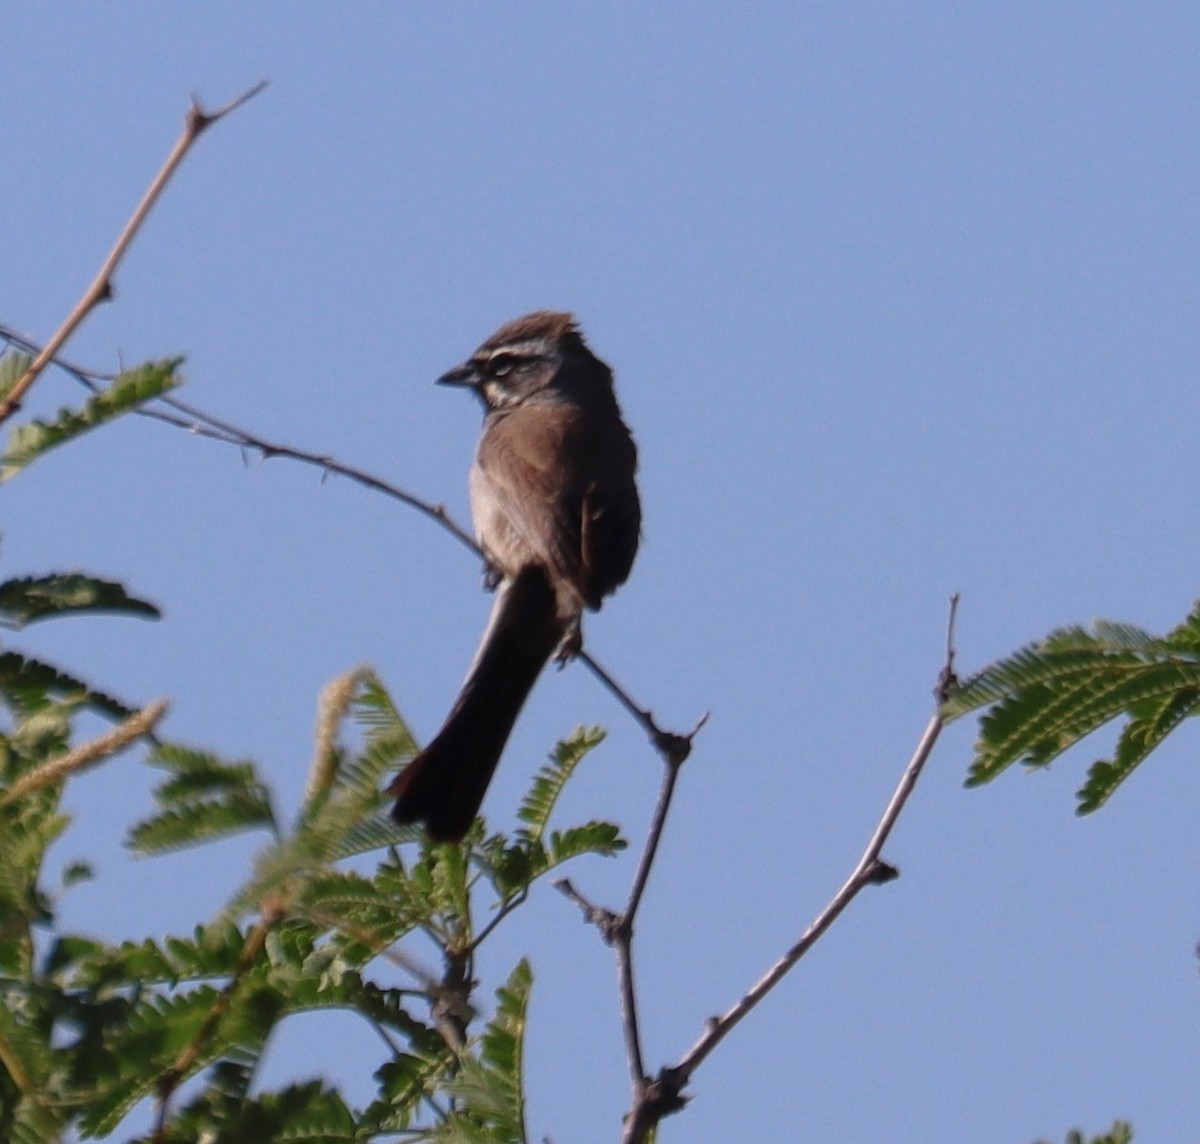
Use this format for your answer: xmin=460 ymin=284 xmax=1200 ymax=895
xmin=2 ymin=598 xmax=622 ymax=1139
xmin=516 ymin=725 xmax=607 ymax=840
xmin=0 ymin=574 xmax=160 ymax=627
xmin=140 ymin=1077 xmax=356 ymax=1144
xmin=300 ymin=668 xmax=417 ymax=847
xmin=127 ymin=745 xmax=278 ymax=855
xmin=944 ymin=602 xmax=1200 ymax=812
xmin=47 ymin=922 xmax=250 ymax=991
xmin=477 ymin=727 xmax=627 ymax=905
xmin=0 ymin=649 xmax=138 ymax=723
xmin=437 ymin=960 xmax=533 ymax=1144
xmin=1 ymin=359 xmax=182 ymax=481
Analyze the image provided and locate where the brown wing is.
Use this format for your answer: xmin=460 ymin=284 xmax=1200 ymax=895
xmin=471 ymin=401 xmax=640 ymax=612
xmin=578 ymin=477 xmax=641 ymax=607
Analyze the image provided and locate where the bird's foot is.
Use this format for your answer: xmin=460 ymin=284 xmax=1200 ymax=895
xmin=553 ymin=619 xmax=583 ymax=668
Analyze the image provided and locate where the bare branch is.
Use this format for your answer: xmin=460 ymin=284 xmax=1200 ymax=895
xmin=624 ymin=711 xmax=707 ymax=921
xmin=0 ymin=81 xmax=267 ymax=424
xmin=143 ymin=394 xmax=482 ymax=557
xmin=579 ymin=648 xmax=706 ymax=767
xmin=670 ymin=708 xmax=945 ymax=1085
xmin=555 ymin=708 xmax=707 ymax=1118
xmin=612 ymin=595 xmax=961 ymax=1142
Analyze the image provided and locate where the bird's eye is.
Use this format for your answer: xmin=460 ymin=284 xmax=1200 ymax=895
xmin=487 ymin=352 xmax=521 ymax=378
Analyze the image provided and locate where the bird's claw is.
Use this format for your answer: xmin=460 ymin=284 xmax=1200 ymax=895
xmin=553 ymin=619 xmax=583 ymax=668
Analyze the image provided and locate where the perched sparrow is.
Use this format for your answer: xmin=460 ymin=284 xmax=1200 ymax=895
xmin=389 ymin=312 xmax=641 ymax=841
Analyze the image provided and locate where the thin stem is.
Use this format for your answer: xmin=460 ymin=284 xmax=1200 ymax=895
xmin=615 ymin=935 xmax=646 ymax=1090
xmin=670 ymin=709 xmax=945 ymax=1084
xmin=624 ymin=751 xmax=683 ymax=923
xmin=556 ymin=712 xmax=699 ymax=1113
xmin=0 ymin=82 xmax=266 ymax=424
xmin=615 ymin=596 xmax=962 ymax=1141
xmin=579 ymin=650 xmax=706 ymax=768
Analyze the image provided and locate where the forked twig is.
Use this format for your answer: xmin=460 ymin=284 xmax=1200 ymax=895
xmin=0 ymin=81 xmax=267 ymax=425
xmin=578 ymin=649 xmax=704 ymax=768
xmin=565 ymin=595 xmax=960 ymax=1144
xmin=668 ymin=708 xmax=946 ymax=1085
xmin=554 ymin=705 xmax=705 ymax=1111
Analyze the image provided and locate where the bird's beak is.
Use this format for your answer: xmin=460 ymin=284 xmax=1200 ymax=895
xmin=436 ymin=361 xmax=481 ymax=388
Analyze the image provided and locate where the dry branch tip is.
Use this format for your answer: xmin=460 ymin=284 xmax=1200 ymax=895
xmin=0 ymin=79 xmax=268 ymax=425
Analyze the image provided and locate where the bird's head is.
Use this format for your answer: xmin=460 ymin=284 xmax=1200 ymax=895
xmin=437 ymin=311 xmax=610 ymax=410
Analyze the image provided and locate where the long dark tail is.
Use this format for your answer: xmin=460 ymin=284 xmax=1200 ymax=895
xmin=389 ymin=566 xmax=564 ymax=842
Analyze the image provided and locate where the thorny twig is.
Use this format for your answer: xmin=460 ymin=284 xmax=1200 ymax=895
xmin=563 ymin=596 xmax=960 ymax=1143
xmin=0 ymin=82 xmax=267 ymax=425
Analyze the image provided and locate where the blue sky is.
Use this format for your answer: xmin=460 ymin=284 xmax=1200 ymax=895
xmin=4 ymin=5 xmax=1200 ymax=1141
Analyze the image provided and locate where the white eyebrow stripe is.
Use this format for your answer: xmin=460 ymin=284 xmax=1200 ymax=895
xmin=488 ymin=338 xmax=553 ymax=360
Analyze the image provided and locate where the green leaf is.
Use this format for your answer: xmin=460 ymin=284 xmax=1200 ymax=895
xmin=548 ymin=821 xmax=625 ymax=865
xmin=344 ymin=668 xmax=419 ymax=793
xmin=295 ymin=869 xmax=409 ymax=960
xmin=54 ymin=922 xmax=248 ymax=989
xmin=161 ymin=1079 xmax=355 ymax=1144
xmin=0 ymin=1002 xmax=55 ymax=1098
xmin=482 ymin=959 xmax=531 ymax=1082
xmin=1162 ymin=603 xmax=1200 ymax=652
xmin=325 ymin=813 xmax=420 ymax=860
xmin=367 ymin=1052 xmax=455 ymax=1132
xmin=0 ymin=574 xmax=160 ymax=627
xmin=0 ymin=649 xmax=138 ymax=722
xmin=476 ymin=727 xmax=625 ymax=903
xmin=944 ymin=606 xmax=1200 ymax=812
xmin=515 ymin=726 xmax=606 ymax=840
xmin=128 ymin=792 xmax=274 ymax=855
xmin=76 ymin=986 xmax=227 ymax=1136
xmin=429 ymin=838 xmax=471 ymax=928
xmin=128 ymin=744 xmax=276 ymax=855
xmin=1077 ymin=686 xmax=1200 ymax=812
xmin=5 ymin=1102 xmax=69 ymax=1144
xmin=1 ymin=358 xmax=182 ymax=481
xmin=293 ymin=670 xmax=419 ymax=856
xmin=0 ymin=780 xmax=71 ymax=963
xmin=60 ymin=860 xmax=93 ymax=889
xmin=0 ymin=352 xmax=33 ymax=402
xmin=353 ymin=670 xmax=416 ymax=740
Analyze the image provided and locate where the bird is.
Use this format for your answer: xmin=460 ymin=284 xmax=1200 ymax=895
xmin=389 ymin=311 xmax=641 ymax=842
